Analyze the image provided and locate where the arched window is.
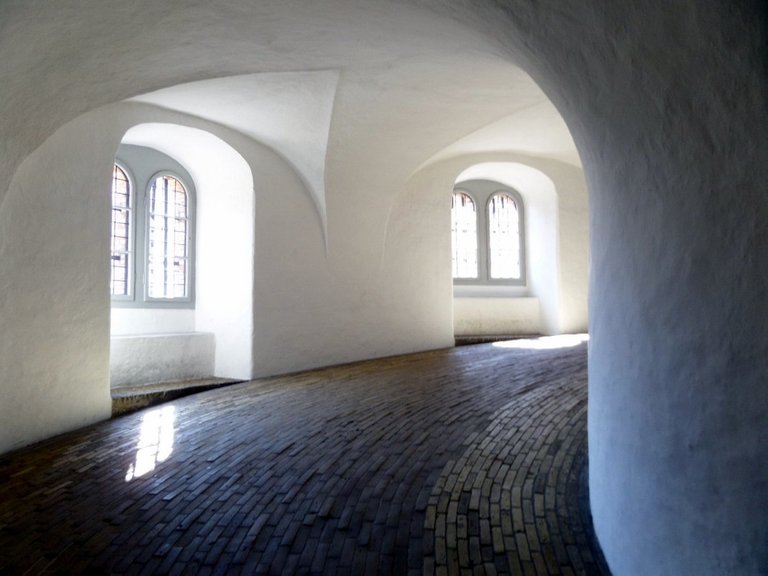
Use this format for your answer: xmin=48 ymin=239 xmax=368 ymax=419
xmin=451 ymin=191 xmax=478 ymax=279
xmin=487 ymin=192 xmax=521 ymax=280
xmin=110 ymin=149 xmax=195 ymax=307
xmin=110 ymin=164 xmax=132 ymax=297
xmin=147 ymin=175 xmax=190 ymax=299
xmin=451 ymin=180 xmax=525 ymax=285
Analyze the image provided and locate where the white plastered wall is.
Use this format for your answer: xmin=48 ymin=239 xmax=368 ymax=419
xmin=0 ymin=112 xmax=115 ymax=453
xmin=453 ymin=298 xmax=541 ymax=335
xmin=246 ymin=121 xmax=461 ymax=376
xmin=111 ymin=308 xmax=195 ymax=335
xmin=0 ymin=0 xmax=586 ymax=393
xmin=473 ymin=2 xmax=767 ymax=573
xmin=109 ymin=333 xmax=215 ymax=388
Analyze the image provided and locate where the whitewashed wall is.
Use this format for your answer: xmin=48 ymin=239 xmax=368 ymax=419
xmin=483 ymin=2 xmax=767 ymax=574
xmin=110 ymin=333 xmax=215 ymax=388
xmin=0 ymin=110 xmax=117 ymax=452
xmin=453 ymin=297 xmax=540 ymax=335
xmin=2 ymin=3 xmax=760 ymax=574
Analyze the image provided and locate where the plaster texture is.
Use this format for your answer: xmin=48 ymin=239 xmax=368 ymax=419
xmin=0 ymin=113 xmax=114 ymax=452
xmin=109 ymin=332 xmax=215 ymax=388
xmin=0 ymin=1 xmax=765 ymax=574
xmin=471 ymin=2 xmax=767 ymax=574
xmin=453 ymin=297 xmax=540 ymax=336
xmin=111 ymin=308 xmax=195 ymax=336
xmin=130 ymin=72 xmax=338 ymax=236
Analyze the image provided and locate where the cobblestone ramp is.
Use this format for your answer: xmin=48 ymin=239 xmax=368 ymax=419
xmin=424 ymin=366 xmax=608 ymax=575
xmin=0 ymin=342 xmax=608 ymax=575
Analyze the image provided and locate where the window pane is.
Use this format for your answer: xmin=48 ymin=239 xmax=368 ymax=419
xmin=148 ymin=176 xmax=189 ymax=299
xmin=110 ymin=165 xmax=131 ymax=296
xmin=112 ymin=165 xmax=129 ymax=207
xmin=451 ymin=191 xmax=478 ymax=278
xmin=488 ymin=192 xmax=520 ymax=279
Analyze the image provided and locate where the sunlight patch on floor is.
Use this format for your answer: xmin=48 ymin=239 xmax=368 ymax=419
xmin=125 ymin=405 xmax=176 ymax=481
xmin=492 ymin=333 xmax=589 ymax=350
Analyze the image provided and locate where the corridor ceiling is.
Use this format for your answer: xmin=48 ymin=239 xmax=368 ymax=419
xmin=0 ymin=0 xmax=579 ymax=211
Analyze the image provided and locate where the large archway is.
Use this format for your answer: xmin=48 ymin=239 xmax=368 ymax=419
xmin=109 ymin=123 xmax=255 ymax=387
xmin=0 ymin=2 xmax=765 ymax=574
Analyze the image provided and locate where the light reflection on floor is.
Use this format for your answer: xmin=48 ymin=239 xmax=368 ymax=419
xmin=125 ymin=405 xmax=176 ymax=482
xmin=492 ymin=333 xmax=589 ymax=350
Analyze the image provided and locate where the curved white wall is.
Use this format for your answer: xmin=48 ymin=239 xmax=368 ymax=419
xmin=129 ymin=72 xmax=339 ymax=241
xmin=0 ymin=112 xmax=115 ymax=452
xmin=0 ymin=0 xmax=586 ymax=388
xmin=478 ymin=2 xmax=767 ymax=573
xmin=0 ymin=3 xmax=764 ymax=574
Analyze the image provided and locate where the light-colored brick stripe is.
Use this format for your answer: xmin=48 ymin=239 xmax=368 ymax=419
xmin=424 ymin=365 xmax=608 ymax=575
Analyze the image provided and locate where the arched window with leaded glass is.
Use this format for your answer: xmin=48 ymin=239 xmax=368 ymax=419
xmin=110 ymin=163 xmax=133 ymax=297
xmin=451 ymin=180 xmax=525 ymax=286
xmin=487 ymin=191 xmax=522 ymax=281
xmin=146 ymin=174 xmax=191 ymax=300
xmin=451 ymin=190 xmax=478 ymax=279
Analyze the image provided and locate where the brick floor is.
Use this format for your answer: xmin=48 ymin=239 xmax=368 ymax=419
xmin=0 ymin=339 xmax=609 ymax=575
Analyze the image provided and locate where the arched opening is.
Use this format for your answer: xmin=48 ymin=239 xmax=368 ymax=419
xmin=109 ymin=123 xmax=254 ymax=391
xmin=2 ymin=2 xmax=763 ymax=572
xmin=451 ymin=162 xmax=569 ymax=339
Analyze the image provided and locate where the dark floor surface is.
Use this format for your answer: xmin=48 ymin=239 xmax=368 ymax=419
xmin=0 ymin=338 xmax=609 ymax=575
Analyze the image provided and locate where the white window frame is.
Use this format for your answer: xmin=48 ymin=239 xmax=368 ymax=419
xmin=144 ymin=172 xmax=193 ymax=304
xmin=452 ymin=179 xmax=526 ymax=287
xmin=110 ymin=158 xmax=195 ymax=309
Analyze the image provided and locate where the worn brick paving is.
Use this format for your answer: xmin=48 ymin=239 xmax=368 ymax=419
xmin=0 ymin=340 xmax=608 ymax=575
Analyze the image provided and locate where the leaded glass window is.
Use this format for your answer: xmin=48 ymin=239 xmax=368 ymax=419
xmin=451 ymin=180 xmax=525 ymax=286
xmin=488 ymin=192 xmax=521 ymax=280
xmin=147 ymin=175 xmax=190 ymax=299
xmin=110 ymin=164 xmax=132 ymax=296
xmin=451 ymin=191 xmax=478 ymax=279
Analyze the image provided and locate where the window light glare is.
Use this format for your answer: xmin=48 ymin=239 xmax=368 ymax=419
xmin=148 ymin=175 xmax=190 ymax=299
xmin=488 ymin=192 xmax=520 ymax=279
xmin=451 ymin=191 xmax=478 ymax=278
xmin=125 ymin=405 xmax=176 ymax=482
xmin=451 ymin=181 xmax=525 ymax=285
xmin=491 ymin=334 xmax=589 ymax=350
